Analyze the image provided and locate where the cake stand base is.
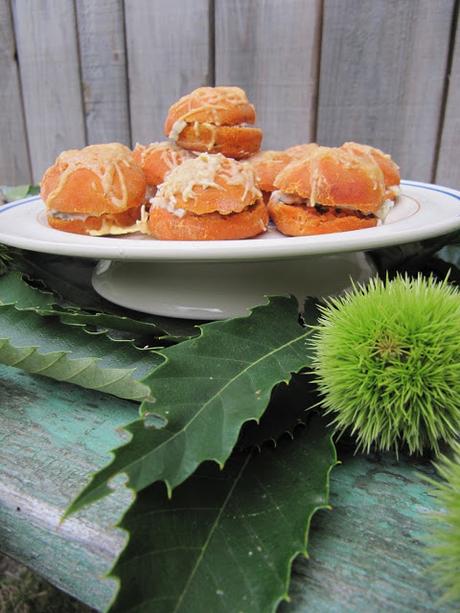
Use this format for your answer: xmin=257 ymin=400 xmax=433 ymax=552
xmin=91 ymin=251 xmax=375 ymax=320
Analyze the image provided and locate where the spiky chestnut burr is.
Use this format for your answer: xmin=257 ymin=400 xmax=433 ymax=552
xmin=427 ymin=443 xmax=460 ymax=603
xmin=311 ymin=275 xmax=460 ymax=454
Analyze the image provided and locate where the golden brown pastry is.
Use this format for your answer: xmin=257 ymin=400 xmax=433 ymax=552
xmin=148 ymin=153 xmax=268 ymax=240
xmin=268 ymin=146 xmax=388 ymax=236
xmin=133 ymin=141 xmax=194 ymax=192
xmin=41 ymin=144 xmax=146 ymax=235
xmin=341 ymin=142 xmax=400 ymax=200
xmin=164 ymin=87 xmax=262 ymax=159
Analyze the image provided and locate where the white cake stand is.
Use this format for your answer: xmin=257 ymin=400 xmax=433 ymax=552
xmin=1 ymin=181 xmax=459 ymax=319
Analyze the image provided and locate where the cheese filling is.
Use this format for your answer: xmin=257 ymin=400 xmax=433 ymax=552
xmin=168 ymin=119 xmax=253 ymax=142
xmin=168 ymin=119 xmax=188 ymax=141
xmin=49 ymin=205 xmax=148 ymax=236
xmin=272 ymin=191 xmax=395 ymax=221
xmin=49 ymin=211 xmax=90 ymax=221
xmin=88 ymin=205 xmax=149 ymax=236
xmin=149 ymin=195 xmax=187 ymax=218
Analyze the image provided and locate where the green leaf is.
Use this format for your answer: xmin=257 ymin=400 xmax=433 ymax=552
xmin=0 ymin=304 xmax=162 ymax=401
xmin=1 ymin=184 xmax=31 ymax=202
xmin=66 ymin=296 xmax=315 ymax=516
xmin=8 ymin=252 xmax=199 ymax=340
xmin=0 ymin=271 xmax=54 ymax=308
xmin=0 ymin=271 xmax=184 ymax=344
xmin=109 ymin=415 xmax=337 ymax=613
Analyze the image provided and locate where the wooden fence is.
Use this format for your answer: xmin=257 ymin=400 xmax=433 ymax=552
xmin=1 ymin=0 xmax=458 ymax=188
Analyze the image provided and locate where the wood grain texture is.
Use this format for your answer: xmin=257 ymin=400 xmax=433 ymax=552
xmin=0 ymin=0 xmax=30 ymax=184
xmin=215 ymin=0 xmax=321 ymax=150
xmin=317 ymin=0 xmax=455 ymax=182
xmin=124 ymin=0 xmax=211 ymax=146
xmin=12 ymin=0 xmax=86 ymax=182
xmin=436 ymin=14 xmax=460 ymax=189
xmin=75 ymin=0 xmax=131 ymax=146
xmin=0 ymin=364 xmax=453 ymax=612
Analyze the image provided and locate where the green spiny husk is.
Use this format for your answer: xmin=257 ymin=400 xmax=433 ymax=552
xmin=427 ymin=442 xmax=460 ymax=603
xmin=311 ymin=274 xmax=460 ymax=455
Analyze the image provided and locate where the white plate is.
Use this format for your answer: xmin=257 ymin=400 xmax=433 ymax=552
xmin=1 ymin=181 xmax=459 ymax=262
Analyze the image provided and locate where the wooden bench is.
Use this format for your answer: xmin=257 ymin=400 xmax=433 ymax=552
xmin=0 ymin=363 xmax=451 ymax=611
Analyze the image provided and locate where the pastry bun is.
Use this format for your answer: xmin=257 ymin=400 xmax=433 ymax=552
xmin=275 ymin=146 xmax=385 ymax=214
xmin=41 ymin=143 xmax=146 ymax=233
xmin=148 ymin=152 xmax=267 ymax=240
xmin=341 ymin=142 xmax=400 ymax=199
xmin=268 ymin=199 xmax=377 ymax=236
xmin=247 ymin=150 xmax=292 ymax=193
xmin=133 ymin=141 xmax=194 ymax=187
xmin=148 ymin=201 xmax=268 ymax=241
xmin=285 ymin=143 xmax=320 ymax=159
xmin=164 ymin=86 xmax=262 ymax=159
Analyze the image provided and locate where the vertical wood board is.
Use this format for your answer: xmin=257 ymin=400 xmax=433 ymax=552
xmin=124 ymin=0 xmax=211 ymax=146
xmin=215 ymin=0 xmax=321 ymax=150
xmin=76 ymin=0 xmax=131 ymax=146
xmin=436 ymin=14 xmax=460 ymax=189
xmin=12 ymin=0 xmax=86 ymax=182
xmin=0 ymin=0 xmax=30 ymax=184
xmin=317 ymin=0 xmax=455 ymax=181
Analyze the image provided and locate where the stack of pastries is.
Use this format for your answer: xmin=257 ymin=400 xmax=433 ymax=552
xmin=40 ymin=85 xmax=400 ymax=240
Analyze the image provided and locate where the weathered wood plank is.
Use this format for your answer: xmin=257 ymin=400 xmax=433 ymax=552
xmin=0 ymin=367 xmax=134 ymax=610
xmin=317 ymin=0 xmax=455 ymax=182
xmin=124 ymin=0 xmax=211 ymax=146
xmin=215 ymin=0 xmax=321 ymax=150
xmin=0 ymin=363 xmax=450 ymax=611
xmin=0 ymin=0 xmax=30 ymax=184
xmin=436 ymin=16 xmax=460 ymax=189
xmin=12 ymin=0 xmax=86 ymax=182
xmin=75 ymin=0 xmax=131 ymax=146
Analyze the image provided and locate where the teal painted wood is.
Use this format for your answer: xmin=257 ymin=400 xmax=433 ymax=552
xmin=0 ymin=364 xmax=454 ymax=612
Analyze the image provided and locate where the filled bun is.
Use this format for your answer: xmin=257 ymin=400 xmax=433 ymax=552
xmin=133 ymin=141 xmax=194 ymax=188
xmin=164 ymin=87 xmax=262 ymax=159
xmin=268 ymin=146 xmax=387 ymax=236
xmin=148 ymin=152 xmax=268 ymax=240
xmin=41 ymin=143 xmax=146 ymax=235
xmin=274 ymin=146 xmax=385 ymax=214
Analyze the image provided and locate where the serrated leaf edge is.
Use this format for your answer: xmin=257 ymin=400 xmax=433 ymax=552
xmin=100 ymin=428 xmax=338 ymax=613
xmin=274 ymin=437 xmax=339 ymax=612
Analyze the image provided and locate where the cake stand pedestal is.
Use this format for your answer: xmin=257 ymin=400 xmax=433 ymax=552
xmin=92 ymin=251 xmax=374 ymax=319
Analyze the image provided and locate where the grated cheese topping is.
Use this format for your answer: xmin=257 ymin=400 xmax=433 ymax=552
xmin=168 ymin=87 xmax=252 ymax=138
xmin=137 ymin=141 xmax=194 ymax=169
xmin=46 ymin=143 xmax=136 ymax=210
xmin=150 ymin=153 xmax=261 ymax=212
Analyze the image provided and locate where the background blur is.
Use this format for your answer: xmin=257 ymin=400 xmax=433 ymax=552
xmin=0 ymin=0 xmax=458 ymax=187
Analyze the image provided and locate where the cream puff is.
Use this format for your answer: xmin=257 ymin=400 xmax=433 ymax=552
xmin=148 ymin=153 xmax=268 ymax=240
xmin=41 ymin=143 xmax=146 ymax=235
xmin=268 ymin=146 xmax=389 ymax=236
xmin=164 ymin=87 xmax=262 ymax=159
